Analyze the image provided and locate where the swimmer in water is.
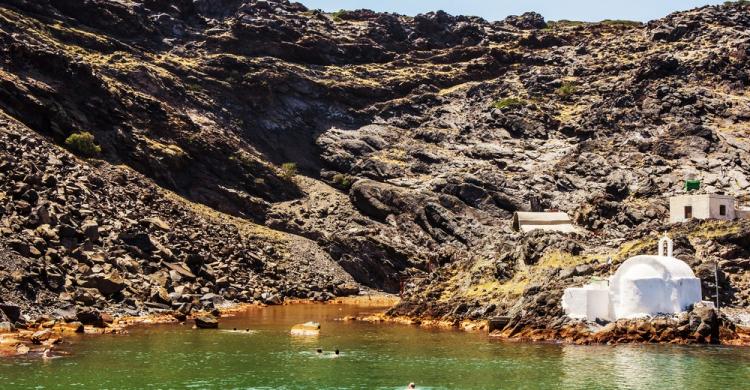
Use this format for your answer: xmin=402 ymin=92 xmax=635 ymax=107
xmin=42 ymin=348 xmax=53 ymax=360
xmin=316 ymin=348 xmax=323 ymax=354
xmin=334 ymin=349 xmax=340 ymax=356
xmin=407 ymin=383 xmax=416 ymax=389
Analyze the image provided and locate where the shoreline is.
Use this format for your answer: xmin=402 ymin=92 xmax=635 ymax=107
xmin=4 ymin=294 xmax=749 ymax=359
xmin=0 ymin=294 xmax=401 ymax=358
xmin=346 ymin=311 xmax=750 ymax=347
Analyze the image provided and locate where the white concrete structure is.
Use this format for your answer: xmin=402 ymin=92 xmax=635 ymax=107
xmin=561 ymin=280 xmax=610 ymax=321
xmin=669 ymin=194 xmax=736 ymax=223
xmin=512 ymin=212 xmax=578 ymax=233
xmin=562 ymin=236 xmax=703 ymax=322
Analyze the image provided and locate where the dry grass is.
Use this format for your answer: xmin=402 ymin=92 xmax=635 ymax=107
xmin=369 ymin=149 xmax=408 ymax=166
xmin=151 ymin=180 xmax=290 ymax=242
xmin=616 ymin=236 xmax=658 ymax=260
xmin=538 ymin=250 xmax=600 ymax=268
xmin=461 ymin=250 xmax=598 ymax=300
xmin=142 ymin=136 xmax=187 ymax=158
xmin=438 ymin=81 xmax=477 ymax=96
xmin=688 ymin=220 xmax=742 ymax=240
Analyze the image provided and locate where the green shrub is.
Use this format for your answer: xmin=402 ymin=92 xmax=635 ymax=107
xmin=280 ymin=162 xmax=297 ymax=180
xmin=546 ymin=20 xmax=587 ymax=29
xmin=184 ymin=83 xmax=202 ymax=93
xmin=492 ymin=98 xmax=526 ymax=110
xmin=331 ymin=9 xmax=347 ymax=22
xmin=555 ymin=82 xmax=577 ymax=97
xmin=600 ymin=19 xmax=642 ymax=27
xmin=332 ymin=173 xmax=352 ymax=190
xmin=65 ymin=132 xmax=101 ymax=157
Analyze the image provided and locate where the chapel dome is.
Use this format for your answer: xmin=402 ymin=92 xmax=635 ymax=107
xmin=609 ymin=254 xmax=702 ymax=320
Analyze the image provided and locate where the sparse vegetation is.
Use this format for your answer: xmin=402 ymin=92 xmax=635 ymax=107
xmin=184 ymin=83 xmax=202 ymax=93
xmin=332 ymin=173 xmax=352 ymax=190
xmin=725 ymin=0 xmax=749 ymax=5
xmin=600 ymin=19 xmax=643 ymax=27
xmin=555 ymin=82 xmax=577 ymax=97
xmin=546 ymin=20 xmax=588 ymax=29
xmin=280 ymin=162 xmax=297 ymax=180
xmin=331 ymin=9 xmax=347 ymax=22
xmin=233 ymin=152 xmax=257 ymax=170
xmin=65 ymin=131 xmax=101 ymax=157
xmin=492 ymin=97 xmax=526 ymax=110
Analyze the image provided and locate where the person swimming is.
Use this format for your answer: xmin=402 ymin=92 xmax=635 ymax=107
xmin=316 ymin=348 xmax=323 ymax=354
xmin=406 ymin=383 xmax=416 ymax=389
xmin=334 ymin=349 xmax=339 ymax=355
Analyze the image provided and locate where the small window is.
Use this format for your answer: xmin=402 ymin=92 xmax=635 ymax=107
xmin=684 ymin=206 xmax=693 ymax=219
xmin=719 ymin=204 xmax=727 ymax=216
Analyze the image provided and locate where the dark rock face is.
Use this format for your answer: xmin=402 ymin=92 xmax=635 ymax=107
xmin=0 ymin=120 xmax=354 ymax=320
xmin=76 ymin=307 xmax=105 ymax=328
xmin=0 ymin=0 xmax=750 ymax=334
xmin=504 ymin=12 xmax=547 ymax=30
xmin=0 ymin=304 xmax=21 ymax=323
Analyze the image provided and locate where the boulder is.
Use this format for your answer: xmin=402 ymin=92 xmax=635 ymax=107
xmin=0 ymin=304 xmax=21 ymax=323
xmin=194 ymin=315 xmax=219 ymax=329
xmin=81 ymin=220 xmax=100 ymax=241
xmin=290 ymin=321 xmax=320 ymax=336
xmin=119 ymin=232 xmax=157 ymax=252
xmin=261 ymin=292 xmax=283 ymax=305
xmin=504 ymin=12 xmax=547 ymax=30
xmin=83 ymin=273 xmax=126 ymax=296
xmin=52 ymin=306 xmax=78 ymax=322
xmin=31 ymin=329 xmax=52 ymax=344
xmin=144 ymin=217 xmax=171 ymax=231
xmin=334 ymin=283 xmax=360 ymax=296
xmin=76 ymin=307 xmax=105 ymax=328
xmin=488 ymin=316 xmax=510 ymax=332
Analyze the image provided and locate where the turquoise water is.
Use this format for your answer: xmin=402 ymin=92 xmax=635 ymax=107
xmin=0 ymin=303 xmax=749 ymax=389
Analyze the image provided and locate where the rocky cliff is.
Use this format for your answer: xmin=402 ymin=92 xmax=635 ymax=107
xmin=1 ymin=0 xmax=749 ymax=332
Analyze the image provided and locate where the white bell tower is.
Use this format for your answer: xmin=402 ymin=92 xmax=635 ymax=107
xmin=658 ymin=234 xmax=674 ymax=258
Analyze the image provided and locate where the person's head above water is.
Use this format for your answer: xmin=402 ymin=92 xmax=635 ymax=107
xmin=335 ymin=349 xmax=339 ymax=355
xmin=407 ymin=383 xmax=416 ymax=389
xmin=316 ymin=348 xmax=323 ymax=353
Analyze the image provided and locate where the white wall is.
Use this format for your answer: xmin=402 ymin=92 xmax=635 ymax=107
xmin=708 ymin=197 xmax=736 ymax=220
xmin=669 ymin=195 xmax=735 ymax=223
xmin=562 ymin=286 xmax=610 ymax=321
xmin=614 ymin=277 xmax=671 ymax=319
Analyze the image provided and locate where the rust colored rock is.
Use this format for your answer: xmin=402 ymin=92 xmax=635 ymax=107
xmin=31 ymin=329 xmax=52 ymax=344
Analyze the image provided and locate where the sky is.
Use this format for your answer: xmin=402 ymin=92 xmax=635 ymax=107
xmin=299 ymin=0 xmax=728 ymax=22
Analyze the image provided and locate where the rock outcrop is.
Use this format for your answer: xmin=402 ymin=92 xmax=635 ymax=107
xmin=0 ymin=0 xmax=749 ymax=341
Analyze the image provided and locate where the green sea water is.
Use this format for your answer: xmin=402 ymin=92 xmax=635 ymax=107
xmin=1 ymin=303 xmax=749 ymax=389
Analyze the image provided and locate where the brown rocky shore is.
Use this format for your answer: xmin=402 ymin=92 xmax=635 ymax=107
xmin=350 ymin=305 xmax=750 ymax=346
xmin=1 ymin=294 xmax=398 ymax=358
xmin=1 ymin=0 xmax=750 ymax=349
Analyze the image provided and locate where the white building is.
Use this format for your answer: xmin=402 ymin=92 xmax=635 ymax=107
xmin=669 ymin=194 xmax=736 ymax=223
xmin=562 ymin=236 xmax=703 ymax=322
xmin=512 ymin=211 xmax=579 ymax=234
